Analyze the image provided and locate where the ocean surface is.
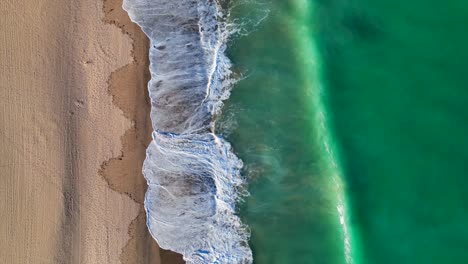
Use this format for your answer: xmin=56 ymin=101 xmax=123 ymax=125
xmin=125 ymin=0 xmax=468 ymax=263
xmin=314 ymin=1 xmax=468 ymax=263
xmin=221 ymin=1 xmax=350 ymax=263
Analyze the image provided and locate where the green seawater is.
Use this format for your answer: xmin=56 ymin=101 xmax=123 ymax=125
xmin=315 ymin=1 xmax=468 ymax=263
xmin=221 ymin=1 xmax=349 ymax=263
xmin=220 ymin=0 xmax=468 ymax=263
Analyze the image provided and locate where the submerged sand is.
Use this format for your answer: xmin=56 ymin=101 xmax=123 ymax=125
xmin=0 ymin=0 xmax=183 ymax=263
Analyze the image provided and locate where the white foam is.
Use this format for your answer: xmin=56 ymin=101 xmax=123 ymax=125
xmin=123 ymin=0 xmax=252 ymax=263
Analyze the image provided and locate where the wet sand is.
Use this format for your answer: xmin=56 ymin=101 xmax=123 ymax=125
xmin=0 ymin=0 xmax=183 ymax=263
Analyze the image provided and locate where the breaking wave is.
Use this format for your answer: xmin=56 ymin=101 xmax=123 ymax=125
xmin=122 ymin=0 xmax=264 ymax=262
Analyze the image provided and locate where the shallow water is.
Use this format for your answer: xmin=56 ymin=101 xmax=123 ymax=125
xmin=220 ymin=1 xmax=349 ymax=263
xmin=224 ymin=0 xmax=468 ymax=263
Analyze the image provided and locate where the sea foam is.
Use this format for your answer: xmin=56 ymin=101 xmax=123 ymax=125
xmin=123 ymin=0 xmax=252 ymax=263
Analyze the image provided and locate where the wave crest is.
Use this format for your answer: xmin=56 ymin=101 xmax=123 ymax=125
xmin=123 ymin=0 xmax=252 ymax=262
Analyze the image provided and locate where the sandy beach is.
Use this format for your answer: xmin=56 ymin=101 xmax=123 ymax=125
xmin=0 ymin=0 xmax=182 ymax=263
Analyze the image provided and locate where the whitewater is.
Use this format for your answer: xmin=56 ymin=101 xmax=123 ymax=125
xmin=123 ymin=0 xmax=252 ymax=263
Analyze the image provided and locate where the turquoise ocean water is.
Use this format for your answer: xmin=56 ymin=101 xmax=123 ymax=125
xmin=220 ymin=0 xmax=468 ymax=263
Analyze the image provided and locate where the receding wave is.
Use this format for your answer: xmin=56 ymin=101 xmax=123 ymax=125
xmin=123 ymin=0 xmax=252 ymax=263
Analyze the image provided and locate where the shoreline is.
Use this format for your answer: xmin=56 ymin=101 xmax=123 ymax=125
xmin=101 ymin=0 xmax=184 ymax=262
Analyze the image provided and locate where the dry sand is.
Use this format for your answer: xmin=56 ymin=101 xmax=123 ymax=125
xmin=0 ymin=0 xmax=183 ymax=263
